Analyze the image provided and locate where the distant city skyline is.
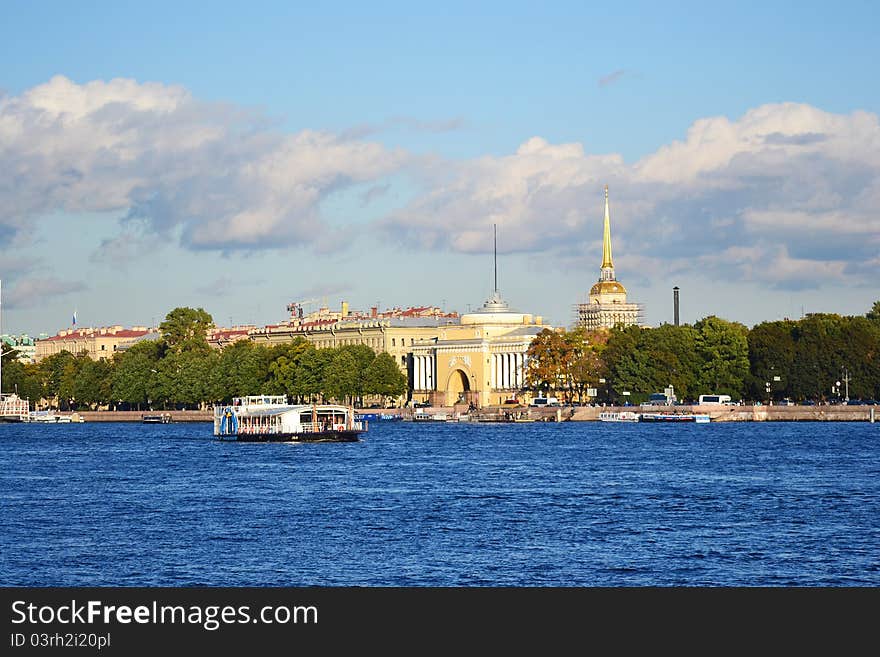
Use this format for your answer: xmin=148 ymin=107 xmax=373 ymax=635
xmin=2 ymin=1 xmax=878 ymax=336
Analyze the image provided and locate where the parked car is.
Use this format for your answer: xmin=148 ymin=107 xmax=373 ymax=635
xmin=529 ymin=397 xmax=561 ymax=407
xmin=800 ymin=400 xmax=817 ymax=406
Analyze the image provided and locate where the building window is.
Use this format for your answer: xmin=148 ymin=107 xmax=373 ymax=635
xmin=101 ymin=344 xmax=106 ymax=350
xmin=392 ymin=338 xmax=396 ymax=346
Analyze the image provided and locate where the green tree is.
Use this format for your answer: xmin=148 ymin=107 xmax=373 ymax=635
xmin=747 ymin=320 xmax=797 ymax=402
xmin=603 ymin=324 xmax=654 ymax=402
xmin=338 ymin=344 xmax=376 ymax=404
xmin=155 ymin=349 xmax=219 ymax=409
xmin=111 ymin=340 xmax=164 ymax=410
xmin=74 ymin=358 xmax=114 ymax=410
xmin=55 ymin=351 xmax=92 ymax=410
xmin=1 ymin=357 xmax=42 ymax=403
xmin=790 ymin=313 xmax=846 ymax=402
xmin=159 ymin=307 xmax=214 ymax=354
xmin=364 ymin=352 xmax=407 ymax=403
xmin=694 ymin=316 xmax=750 ymax=398
xmin=38 ymin=351 xmax=76 ymax=407
xmin=322 ymin=349 xmax=360 ymax=404
xmin=212 ymin=340 xmax=270 ymax=402
xmin=866 ymin=301 xmax=880 ymax=323
xmin=292 ymin=347 xmax=332 ymax=402
xmin=267 ymin=339 xmax=318 ymax=401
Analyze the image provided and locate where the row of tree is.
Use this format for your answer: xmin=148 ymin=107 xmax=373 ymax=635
xmin=1 ymin=307 xmax=407 ymax=410
xmin=526 ymin=303 xmax=880 ymax=404
xmin=4 ymin=302 xmax=879 ymax=409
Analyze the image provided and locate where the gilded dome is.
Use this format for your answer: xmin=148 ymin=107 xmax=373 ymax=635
xmin=590 ymin=280 xmax=627 ymax=297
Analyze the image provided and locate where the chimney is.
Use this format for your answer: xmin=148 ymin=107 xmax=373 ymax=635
xmin=371 ymin=306 xmax=377 ymax=318
xmin=341 ymin=301 xmax=349 ymax=318
xmin=673 ymin=287 xmax=680 ymax=326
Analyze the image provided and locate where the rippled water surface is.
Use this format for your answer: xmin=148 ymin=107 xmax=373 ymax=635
xmin=1 ymin=420 xmax=878 ymax=586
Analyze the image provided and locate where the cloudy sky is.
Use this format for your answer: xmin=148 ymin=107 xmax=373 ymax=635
xmin=1 ymin=1 xmax=878 ymax=336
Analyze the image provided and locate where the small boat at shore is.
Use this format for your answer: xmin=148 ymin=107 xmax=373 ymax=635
xmin=639 ymin=412 xmax=710 ymax=423
xmin=28 ymin=410 xmax=85 ymax=423
xmin=142 ymin=413 xmax=173 ymax=424
xmin=213 ymin=395 xmax=365 ymax=442
xmin=599 ymin=411 xmax=641 ymax=422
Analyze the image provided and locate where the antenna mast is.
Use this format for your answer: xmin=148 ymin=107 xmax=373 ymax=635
xmin=493 ymin=224 xmax=498 ymax=293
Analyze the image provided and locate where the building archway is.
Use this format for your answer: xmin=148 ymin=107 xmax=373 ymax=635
xmin=446 ymin=369 xmax=471 ymax=406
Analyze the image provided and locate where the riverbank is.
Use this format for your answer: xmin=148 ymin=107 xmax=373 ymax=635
xmin=73 ymin=404 xmax=879 ymax=422
xmin=570 ymin=404 xmax=878 ymax=422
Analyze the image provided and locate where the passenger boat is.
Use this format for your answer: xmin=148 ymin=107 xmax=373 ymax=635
xmin=638 ymin=412 xmax=710 ymax=423
xmin=142 ymin=413 xmax=173 ymax=424
xmin=213 ymin=395 xmax=365 ymax=442
xmin=28 ymin=410 xmax=85 ymax=423
xmin=599 ymin=410 xmax=640 ymax=422
xmin=0 ymin=393 xmax=30 ymax=423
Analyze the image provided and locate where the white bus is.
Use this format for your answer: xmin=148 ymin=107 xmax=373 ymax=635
xmin=698 ymin=394 xmax=732 ymax=405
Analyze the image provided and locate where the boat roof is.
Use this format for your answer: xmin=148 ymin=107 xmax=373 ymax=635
xmin=230 ymin=404 xmax=352 ymax=417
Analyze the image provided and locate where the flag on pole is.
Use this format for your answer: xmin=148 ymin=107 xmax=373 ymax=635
xmin=72 ymin=310 xmax=77 ymax=327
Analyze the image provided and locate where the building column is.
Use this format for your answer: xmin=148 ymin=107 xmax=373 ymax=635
xmin=415 ymin=355 xmax=422 ymax=391
xmin=490 ymin=354 xmax=496 ymax=389
xmin=494 ymin=354 xmax=501 ymax=390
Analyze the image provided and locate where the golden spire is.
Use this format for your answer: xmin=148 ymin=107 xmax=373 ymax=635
xmin=601 ymin=184 xmax=614 ymax=269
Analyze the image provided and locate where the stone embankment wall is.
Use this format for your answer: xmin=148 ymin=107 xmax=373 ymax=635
xmin=76 ymin=405 xmax=877 ymax=422
xmin=569 ymin=405 xmax=878 ymax=422
xmin=79 ymin=410 xmax=212 ymax=422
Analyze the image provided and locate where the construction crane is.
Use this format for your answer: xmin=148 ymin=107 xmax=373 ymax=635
xmin=286 ymin=298 xmax=320 ymax=319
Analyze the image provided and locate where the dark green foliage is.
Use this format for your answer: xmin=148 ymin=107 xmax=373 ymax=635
xmin=111 ymin=340 xmax=164 ymax=409
xmin=322 ymin=350 xmax=361 ymax=404
xmin=1 ymin=358 xmax=42 ymax=402
xmin=159 ymin=307 xmax=214 ymax=354
xmin=211 ymin=340 xmax=271 ymax=402
xmin=364 ymin=352 xmax=407 ymax=401
xmin=693 ymin=316 xmax=750 ymax=398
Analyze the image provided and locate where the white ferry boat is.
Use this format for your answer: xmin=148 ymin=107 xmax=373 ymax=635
xmin=213 ymin=395 xmax=365 ymax=442
xmin=599 ymin=410 xmax=640 ymax=422
xmin=0 ymin=393 xmax=30 ymax=423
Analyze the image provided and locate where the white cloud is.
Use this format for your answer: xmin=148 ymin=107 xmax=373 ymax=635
xmin=380 ymin=102 xmax=880 ymax=290
xmin=0 ymin=75 xmax=409 ymax=253
xmin=4 ymin=80 xmax=878 ymax=294
xmin=3 ymin=277 xmax=87 ymax=309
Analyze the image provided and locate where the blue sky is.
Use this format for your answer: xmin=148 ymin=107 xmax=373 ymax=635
xmin=2 ymin=1 xmax=879 ymax=336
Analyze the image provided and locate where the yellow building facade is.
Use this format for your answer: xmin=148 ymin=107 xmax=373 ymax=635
xmin=35 ymin=326 xmax=154 ymax=362
xmin=411 ymin=291 xmax=548 ymax=408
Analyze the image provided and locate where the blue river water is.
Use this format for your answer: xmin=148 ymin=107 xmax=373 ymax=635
xmin=1 ymin=420 xmax=878 ymax=586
